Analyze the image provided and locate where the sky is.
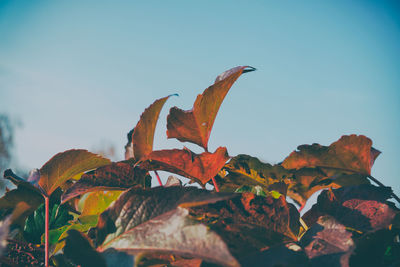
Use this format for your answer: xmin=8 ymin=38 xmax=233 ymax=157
xmin=0 ymin=0 xmax=399 ymax=206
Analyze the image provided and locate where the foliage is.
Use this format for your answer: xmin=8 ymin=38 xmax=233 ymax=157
xmin=0 ymin=66 xmax=399 ymax=267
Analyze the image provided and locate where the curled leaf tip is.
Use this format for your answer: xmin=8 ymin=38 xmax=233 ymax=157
xmin=243 ymin=66 xmax=257 ymax=73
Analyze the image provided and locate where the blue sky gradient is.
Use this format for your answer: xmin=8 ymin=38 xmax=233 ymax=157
xmin=1 ymin=1 xmax=399 ymax=203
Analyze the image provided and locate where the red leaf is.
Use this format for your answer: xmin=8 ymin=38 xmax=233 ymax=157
xmin=166 ymin=66 xmax=255 ymax=151
xmin=302 ymin=185 xmax=399 ymax=232
xmin=140 ymin=147 xmax=230 ymax=185
xmin=125 ymin=95 xmax=175 ymax=161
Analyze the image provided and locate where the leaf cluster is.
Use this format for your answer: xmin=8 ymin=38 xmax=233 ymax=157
xmin=0 ymin=66 xmax=399 ymax=267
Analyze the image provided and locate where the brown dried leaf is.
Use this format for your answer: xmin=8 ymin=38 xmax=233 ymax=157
xmin=282 ymin=135 xmax=379 ymax=175
xmin=140 ymin=147 xmax=229 ymax=185
xmin=61 ymin=160 xmax=150 ymax=203
xmin=166 ymin=66 xmax=255 ymax=151
xmin=125 ymin=95 xmax=175 ymax=161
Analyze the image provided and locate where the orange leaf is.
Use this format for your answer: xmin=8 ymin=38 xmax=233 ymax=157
xmin=166 ymin=66 xmax=255 ymax=151
xmin=282 ymin=135 xmax=380 ymax=175
xmin=140 ymin=147 xmax=230 ymax=185
xmin=125 ymin=95 xmax=175 ymax=160
xmin=39 ymin=149 xmax=111 ymax=196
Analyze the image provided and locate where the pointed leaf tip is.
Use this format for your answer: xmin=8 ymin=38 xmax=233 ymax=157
xmin=167 ymin=66 xmax=253 ymax=151
xmin=125 ymin=95 xmax=174 ymax=161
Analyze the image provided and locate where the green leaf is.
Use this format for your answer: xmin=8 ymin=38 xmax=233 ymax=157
xmin=166 ymin=66 xmax=255 ymax=151
xmin=125 ymin=95 xmax=175 ymax=161
xmin=39 ymin=149 xmax=111 ymax=196
xmin=24 ymin=203 xmax=73 ymax=244
xmin=79 ymin=191 xmax=123 ymax=217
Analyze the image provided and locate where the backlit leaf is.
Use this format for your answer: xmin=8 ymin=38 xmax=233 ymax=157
xmin=39 ymin=149 xmax=111 ymax=196
xmin=79 ymin=191 xmax=123 ymax=217
xmin=221 ymin=154 xmax=290 ymax=195
xmin=61 ymin=160 xmax=150 ymax=203
xmin=282 ymin=135 xmax=379 ymax=175
xmin=99 ymin=207 xmax=240 ymax=267
xmin=302 ymin=185 xmax=399 ymax=232
xmin=125 ymin=95 xmax=175 ymax=161
xmin=140 ymin=147 xmax=229 ymax=185
xmin=166 ymin=66 xmax=255 ymax=151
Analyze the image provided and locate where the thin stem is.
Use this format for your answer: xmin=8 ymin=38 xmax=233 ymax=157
xmin=154 ymin=171 xmax=163 ymax=186
xmin=44 ymin=196 xmax=49 ymax=267
xmin=368 ymin=175 xmax=400 ymax=204
xmin=313 ymin=165 xmax=400 ymax=205
xmin=212 ymin=177 xmax=220 ymax=192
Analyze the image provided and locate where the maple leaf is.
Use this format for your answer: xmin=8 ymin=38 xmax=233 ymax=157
xmin=39 ymin=149 xmax=111 ymax=196
xmin=61 ymin=160 xmax=150 ymax=203
xmin=139 ymin=147 xmax=229 ymax=185
xmin=167 ymin=66 xmax=255 ymax=151
xmin=125 ymin=95 xmax=175 ymax=161
xmin=302 ymin=185 xmax=399 ymax=232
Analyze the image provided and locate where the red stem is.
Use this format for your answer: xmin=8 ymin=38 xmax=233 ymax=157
xmin=154 ymin=170 xmax=163 ymax=186
xmin=212 ymin=177 xmax=220 ymax=192
xmin=44 ymin=196 xmax=49 ymax=267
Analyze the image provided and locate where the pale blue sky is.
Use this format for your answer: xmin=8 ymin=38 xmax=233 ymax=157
xmin=1 ymin=1 xmax=399 ymax=200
